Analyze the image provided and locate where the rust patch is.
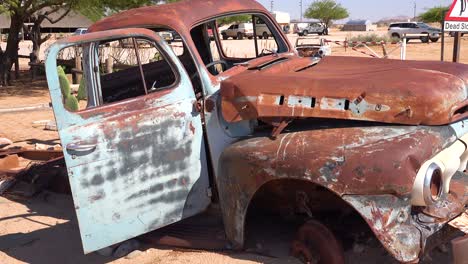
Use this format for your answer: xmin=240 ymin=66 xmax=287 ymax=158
xmin=220 ymin=56 xmax=468 ymax=126
xmin=189 ymin=122 xmax=195 ymax=135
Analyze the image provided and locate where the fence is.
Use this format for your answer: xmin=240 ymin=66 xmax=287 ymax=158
xmin=321 ymin=33 xmax=431 ymax=60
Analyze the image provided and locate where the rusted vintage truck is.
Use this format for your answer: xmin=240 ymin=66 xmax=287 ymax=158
xmin=44 ymin=0 xmax=467 ymax=263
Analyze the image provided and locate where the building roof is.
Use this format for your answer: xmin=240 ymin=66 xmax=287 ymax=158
xmin=346 ymin=19 xmax=372 ymax=25
xmin=40 ymin=9 xmax=93 ymax=28
xmin=89 ymin=0 xmax=267 ymax=33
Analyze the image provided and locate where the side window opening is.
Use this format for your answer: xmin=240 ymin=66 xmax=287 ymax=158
xmin=98 ymin=37 xmax=176 ymax=104
xmin=56 ymin=36 xmax=177 ymax=112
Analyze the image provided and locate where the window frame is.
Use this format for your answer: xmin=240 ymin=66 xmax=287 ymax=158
xmin=205 ymin=13 xmax=286 ymax=62
xmin=63 ymin=35 xmax=181 ymax=113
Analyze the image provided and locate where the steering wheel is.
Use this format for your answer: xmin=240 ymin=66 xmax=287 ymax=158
xmin=206 ymin=60 xmax=228 ymax=72
xmin=190 ymin=60 xmax=228 ymax=80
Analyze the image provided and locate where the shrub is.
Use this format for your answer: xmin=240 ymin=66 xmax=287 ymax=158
xmin=348 ymin=33 xmax=399 ymax=46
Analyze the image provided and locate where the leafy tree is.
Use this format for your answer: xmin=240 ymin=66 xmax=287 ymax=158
xmin=0 ymin=0 xmax=152 ymax=86
xmin=304 ymin=0 xmax=349 ymax=31
xmin=218 ymin=15 xmax=251 ymax=26
xmin=0 ymin=0 xmax=79 ymax=86
xmin=419 ymin=6 xmax=449 ymax=26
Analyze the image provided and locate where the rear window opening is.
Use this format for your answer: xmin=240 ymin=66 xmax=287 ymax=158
xmin=453 ymin=104 xmax=468 ymax=117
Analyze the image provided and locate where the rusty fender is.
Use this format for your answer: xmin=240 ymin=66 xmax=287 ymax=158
xmin=217 ymin=125 xmax=464 ymax=263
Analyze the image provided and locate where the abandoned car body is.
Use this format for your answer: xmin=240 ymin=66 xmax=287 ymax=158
xmin=44 ymin=0 xmax=467 ymax=262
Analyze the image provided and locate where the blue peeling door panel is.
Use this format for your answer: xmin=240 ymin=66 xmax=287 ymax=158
xmin=45 ymin=29 xmax=210 ymax=253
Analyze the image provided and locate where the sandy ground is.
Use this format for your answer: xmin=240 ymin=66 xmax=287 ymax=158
xmin=0 ymin=29 xmax=465 ymax=264
xmin=0 ymin=192 xmax=298 ymax=264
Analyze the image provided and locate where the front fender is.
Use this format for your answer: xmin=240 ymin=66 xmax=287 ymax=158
xmin=217 ymin=125 xmax=456 ymax=262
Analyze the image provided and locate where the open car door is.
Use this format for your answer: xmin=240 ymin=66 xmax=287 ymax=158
xmin=45 ymin=28 xmax=210 ymax=253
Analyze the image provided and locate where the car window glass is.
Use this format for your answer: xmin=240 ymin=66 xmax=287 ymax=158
xmin=56 ymin=37 xmax=177 ymax=112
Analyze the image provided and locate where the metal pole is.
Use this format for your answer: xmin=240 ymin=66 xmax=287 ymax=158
xmin=441 ymin=12 xmax=446 ymax=61
xmin=453 ymin=32 xmax=461 ymax=63
xmin=413 ymin=2 xmax=417 ymax=19
xmin=270 ymin=0 xmax=274 ymax=12
xmin=300 ymin=0 xmax=303 ymax=21
xmin=132 ymin=38 xmax=148 ymax=95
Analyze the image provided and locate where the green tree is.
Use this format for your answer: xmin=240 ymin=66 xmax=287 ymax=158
xmin=218 ymin=15 xmax=251 ymax=25
xmin=304 ymin=0 xmax=349 ymax=31
xmin=0 ymin=0 xmax=152 ymax=86
xmin=419 ymin=6 xmax=449 ymax=26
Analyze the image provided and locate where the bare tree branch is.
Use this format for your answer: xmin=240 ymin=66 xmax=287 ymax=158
xmin=44 ymin=6 xmax=72 ymax=24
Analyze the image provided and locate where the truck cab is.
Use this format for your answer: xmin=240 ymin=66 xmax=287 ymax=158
xmin=45 ymin=0 xmax=467 ymax=263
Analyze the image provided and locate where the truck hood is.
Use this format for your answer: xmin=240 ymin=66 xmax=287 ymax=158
xmin=220 ymin=56 xmax=468 ymax=126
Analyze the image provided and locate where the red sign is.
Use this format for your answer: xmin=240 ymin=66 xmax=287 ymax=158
xmin=446 ymin=0 xmax=468 ymax=21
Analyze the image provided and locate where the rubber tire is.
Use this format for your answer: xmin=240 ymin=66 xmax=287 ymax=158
xmin=420 ymin=33 xmax=429 ymax=43
xmin=391 ymin=33 xmax=400 ymax=39
xmin=430 ymin=37 xmax=439 ymax=43
xmin=222 ymin=34 xmax=228 ymax=40
xmin=237 ymin=32 xmax=244 ymax=40
xmin=262 ymin=32 xmax=269 ymax=39
xmin=258 ymin=36 xmax=263 ymax=39
xmin=303 ymin=30 xmax=309 ymax=36
xmin=291 ymin=220 xmax=345 ymax=264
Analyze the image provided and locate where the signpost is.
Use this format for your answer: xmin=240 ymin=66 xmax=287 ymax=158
xmin=444 ymin=0 xmax=468 ymax=62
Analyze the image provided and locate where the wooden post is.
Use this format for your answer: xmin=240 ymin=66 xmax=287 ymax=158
xmin=381 ymin=43 xmax=388 ymax=58
xmin=400 ymin=36 xmax=407 ymax=60
xmin=75 ymin=54 xmax=82 ymax=84
xmin=106 ymin=56 xmax=113 ymax=74
xmin=453 ymin=32 xmax=461 ymax=63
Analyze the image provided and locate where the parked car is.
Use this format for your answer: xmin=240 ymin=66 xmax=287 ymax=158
xmin=449 ymin=32 xmax=466 ymax=37
xmin=294 ymin=22 xmax=328 ymax=36
xmin=158 ymin=31 xmax=173 ymax=43
xmin=169 ymin=30 xmax=182 ymax=41
xmin=45 ymin=1 xmax=468 ymax=263
xmin=255 ymin=17 xmax=271 ymax=39
xmin=73 ymin=28 xmax=88 ymax=36
xmin=295 ymin=37 xmax=331 ymax=58
xmin=221 ymin=23 xmax=254 ymax=40
xmin=388 ymin=22 xmax=441 ymax=43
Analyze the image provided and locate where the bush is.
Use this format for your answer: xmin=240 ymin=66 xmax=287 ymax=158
xmin=348 ymin=33 xmax=399 ymax=46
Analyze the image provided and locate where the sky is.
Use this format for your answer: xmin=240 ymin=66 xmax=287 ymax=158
xmin=256 ymin=0 xmax=453 ymax=22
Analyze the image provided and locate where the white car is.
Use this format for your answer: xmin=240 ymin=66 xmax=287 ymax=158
xmin=221 ymin=23 xmax=254 ymax=40
xmin=73 ymin=28 xmax=88 ymax=35
xmin=294 ymin=22 xmax=328 ymax=36
xmin=255 ymin=18 xmax=271 ymax=39
xmin=388 ymin=22 xmax=441 ymax=43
